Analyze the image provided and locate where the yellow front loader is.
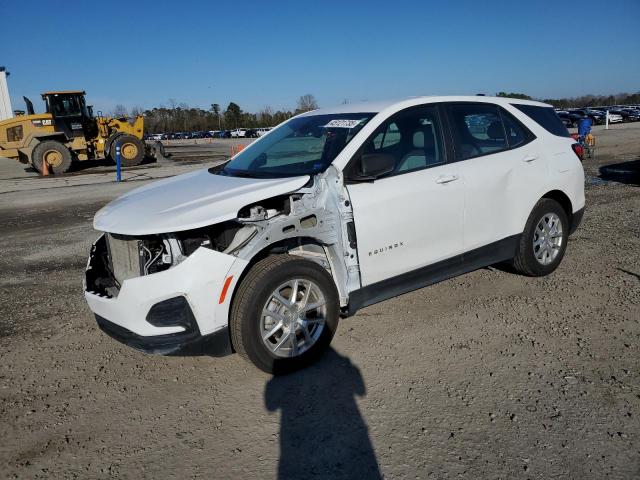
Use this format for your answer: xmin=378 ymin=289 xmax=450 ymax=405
xmin=0 ymin=90 xmax=146 ymax=175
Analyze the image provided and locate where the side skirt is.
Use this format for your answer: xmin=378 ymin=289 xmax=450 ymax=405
xmin=347 ymin=235 xmax=520 ymax=316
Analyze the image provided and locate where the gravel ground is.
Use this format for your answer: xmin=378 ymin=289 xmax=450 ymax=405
xmin=0 ymin=124 xmax=638 ymax=479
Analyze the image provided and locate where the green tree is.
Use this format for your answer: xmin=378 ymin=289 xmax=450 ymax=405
xmin=496 ymin=92 xmax=532 ymax=100
xmin=224 ymin=102 xmax=242 ymax=129
xmin=211 ymin=103 xmax=222 ymax=129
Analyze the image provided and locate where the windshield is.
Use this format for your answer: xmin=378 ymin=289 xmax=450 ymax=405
xmin=219 ymin=113 xmax=374 ymax=178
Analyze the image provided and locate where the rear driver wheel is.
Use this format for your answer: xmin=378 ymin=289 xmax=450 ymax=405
xmin=31 ymin=140 xmax=73 ymax=175
xmin=512 ymin=198 xmax=569 ymax=277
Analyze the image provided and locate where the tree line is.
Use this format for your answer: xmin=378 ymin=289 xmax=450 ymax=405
xmin=113 ymin=94 xmax=319 ymax=134
xmin=496 ymin=91 xmax=640 ymax=109
xmin=112 ymin=91 xmax=640 ymax=133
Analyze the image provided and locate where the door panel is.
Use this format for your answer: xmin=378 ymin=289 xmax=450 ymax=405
xmin=444 ymin=102 xmax=547 ymax=251
xmin=458 ymin=144 xmax=546 ymax=251
xmin=348 ymin=166 xmax=464 ymax=286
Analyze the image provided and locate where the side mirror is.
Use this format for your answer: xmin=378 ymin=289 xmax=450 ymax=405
xmin=357 ymin=153 xmax=395 ymax=180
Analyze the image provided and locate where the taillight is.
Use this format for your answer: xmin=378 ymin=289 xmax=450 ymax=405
xmin=572 ymin=143 xmax=584 ymax=161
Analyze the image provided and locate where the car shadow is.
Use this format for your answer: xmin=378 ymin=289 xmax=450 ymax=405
xmin=619 ymin=268 xmax=640 ymax=282
xmin=264 ymin=348 xmax=381 ymax=479
xmin=599 ymin=159 xmax=640 ymax=186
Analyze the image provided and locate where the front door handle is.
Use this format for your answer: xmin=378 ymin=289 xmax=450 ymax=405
xmin=435 ymin=174 xmax=459 ymax=184
xmin=523 ymin=154 xmax=538 ymax=163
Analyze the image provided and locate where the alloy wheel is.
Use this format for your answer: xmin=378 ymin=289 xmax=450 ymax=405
xmin=533 ymin=212 xmax=563 ymax=265
xmin=260 ymin=278 xmax=327 ymax=358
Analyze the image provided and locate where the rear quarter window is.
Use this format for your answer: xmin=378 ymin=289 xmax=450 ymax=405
xmin=513 ymin=104 xmax=570 ymax=138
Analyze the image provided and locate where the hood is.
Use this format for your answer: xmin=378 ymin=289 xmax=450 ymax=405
xmin=94 ymin=169 xmax=310 ymax=235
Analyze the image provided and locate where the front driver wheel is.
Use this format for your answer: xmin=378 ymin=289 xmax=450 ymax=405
xmin=230 ymin=255 xmax=340 ymax=374
xmin=110 ymin=134 xmax=145 ymax=167
xmin=512 ymin=198 xmax=569 ymax=277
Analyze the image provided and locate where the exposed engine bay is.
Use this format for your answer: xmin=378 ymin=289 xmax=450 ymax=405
xmin=89 ymin=167 xmax=361 ymax=305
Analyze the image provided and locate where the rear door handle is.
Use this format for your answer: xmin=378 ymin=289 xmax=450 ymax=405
xmin=435 ymin=174 xmax=459 ymax=184
xmin=523 ymin=154 xmax=538 ymax=163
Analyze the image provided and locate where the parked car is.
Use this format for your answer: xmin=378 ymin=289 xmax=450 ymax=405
xmin=147 ymin=133 xmax=167 ymax=141
xmin=555 ymin=111 xmax=574 ymax=128
xmin=244 ymin=129 xmax=259 ymax=138
xmin=622 ymin=107 xmax=640 ymax=117
xmin=257 ymin=127 xmax=273 ymax=137
xmin=218 ymin=130 xmax=232 ymax=138
xmin=611 ymin=109 xmax=640 ymax=122
xmin=570 ymin=109 xmax=606 ymax=125
xmin=85 ymin=96 xmax=585 ymax=373
xmin=556 ymin=111 xmax=583 ymax=128
xmin=594 ymin=108 xmax=624 ymax=123
xmin=230 ymin=128 xmax=247 ymax=138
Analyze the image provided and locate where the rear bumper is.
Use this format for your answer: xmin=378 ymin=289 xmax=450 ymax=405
xmin=570 ymin=207 xmax=585 ymax=235
xmin=95 ymin=314 xmax=232 ymax=356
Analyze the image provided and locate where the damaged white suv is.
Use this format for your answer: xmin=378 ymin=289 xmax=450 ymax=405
xmin=85 ymin=96 xmax=585 ymax=373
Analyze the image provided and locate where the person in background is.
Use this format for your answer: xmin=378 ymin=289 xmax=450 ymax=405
xmin=578 ymin=116 xmax=593 ymax=143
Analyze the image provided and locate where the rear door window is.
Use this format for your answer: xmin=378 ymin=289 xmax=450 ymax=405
xmin=499 ymin=108 xmax=534 ymax=148
xmin=513 ymin=104 xmax=570 ymax=137
xmin=445 ymin=103 xmax=509 ymax=160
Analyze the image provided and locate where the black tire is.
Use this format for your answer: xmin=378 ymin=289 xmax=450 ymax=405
xmin=512 ymin=198 xmax=569 ymax=277
xmin=230 ymin=255 xmax=340 ymax=374
xmin=31 ymin=140 xmax=73 ymax=175
xmin=110 ymin=134 xmax=145 ymax=167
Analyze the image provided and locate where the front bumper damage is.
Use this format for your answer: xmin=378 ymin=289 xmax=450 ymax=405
xmin=95 ymin=314 xmax=232 ymax=356
xmin=84 ymin=235 xmax=247 ymax=355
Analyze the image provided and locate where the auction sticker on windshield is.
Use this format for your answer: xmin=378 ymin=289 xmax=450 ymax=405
xmin=324 ymin=119 xmax=364 ymax=128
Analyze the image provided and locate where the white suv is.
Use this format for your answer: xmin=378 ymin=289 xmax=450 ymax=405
xmin=230 ymin=128 xmax=247 ymax=138
xmin=84 ymin=96 xmax=585 ymax=373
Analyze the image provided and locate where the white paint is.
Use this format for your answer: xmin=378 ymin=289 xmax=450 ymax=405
xmin=93 ymin=168 xmax=310 ymax=235
xmin=456 ymin=142 xmax=547 ymax=251
xmin=86 ymin=95 xmax=585 ymax=346
xmin=85 ymin=242 xmax=247 ymax=335
xmin=348 ymin=165 xmax=464 ymax=286
xmin=0 ymin=69 xmax=12 ymax=121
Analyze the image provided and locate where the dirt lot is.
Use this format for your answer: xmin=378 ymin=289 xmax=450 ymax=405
xmin=0 ymin=124 xmax=639 ymax=479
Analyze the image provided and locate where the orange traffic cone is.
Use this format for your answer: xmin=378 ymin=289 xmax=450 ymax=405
xmin=41 ymin=159 xmax=49 ymax=176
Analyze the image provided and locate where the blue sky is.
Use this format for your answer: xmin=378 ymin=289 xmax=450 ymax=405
xmin=2 ymin=0 xmax=639 ymax=114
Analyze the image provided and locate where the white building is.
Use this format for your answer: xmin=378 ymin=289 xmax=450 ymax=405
xmin=0 ymin=67 xmax=13 ymax=121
